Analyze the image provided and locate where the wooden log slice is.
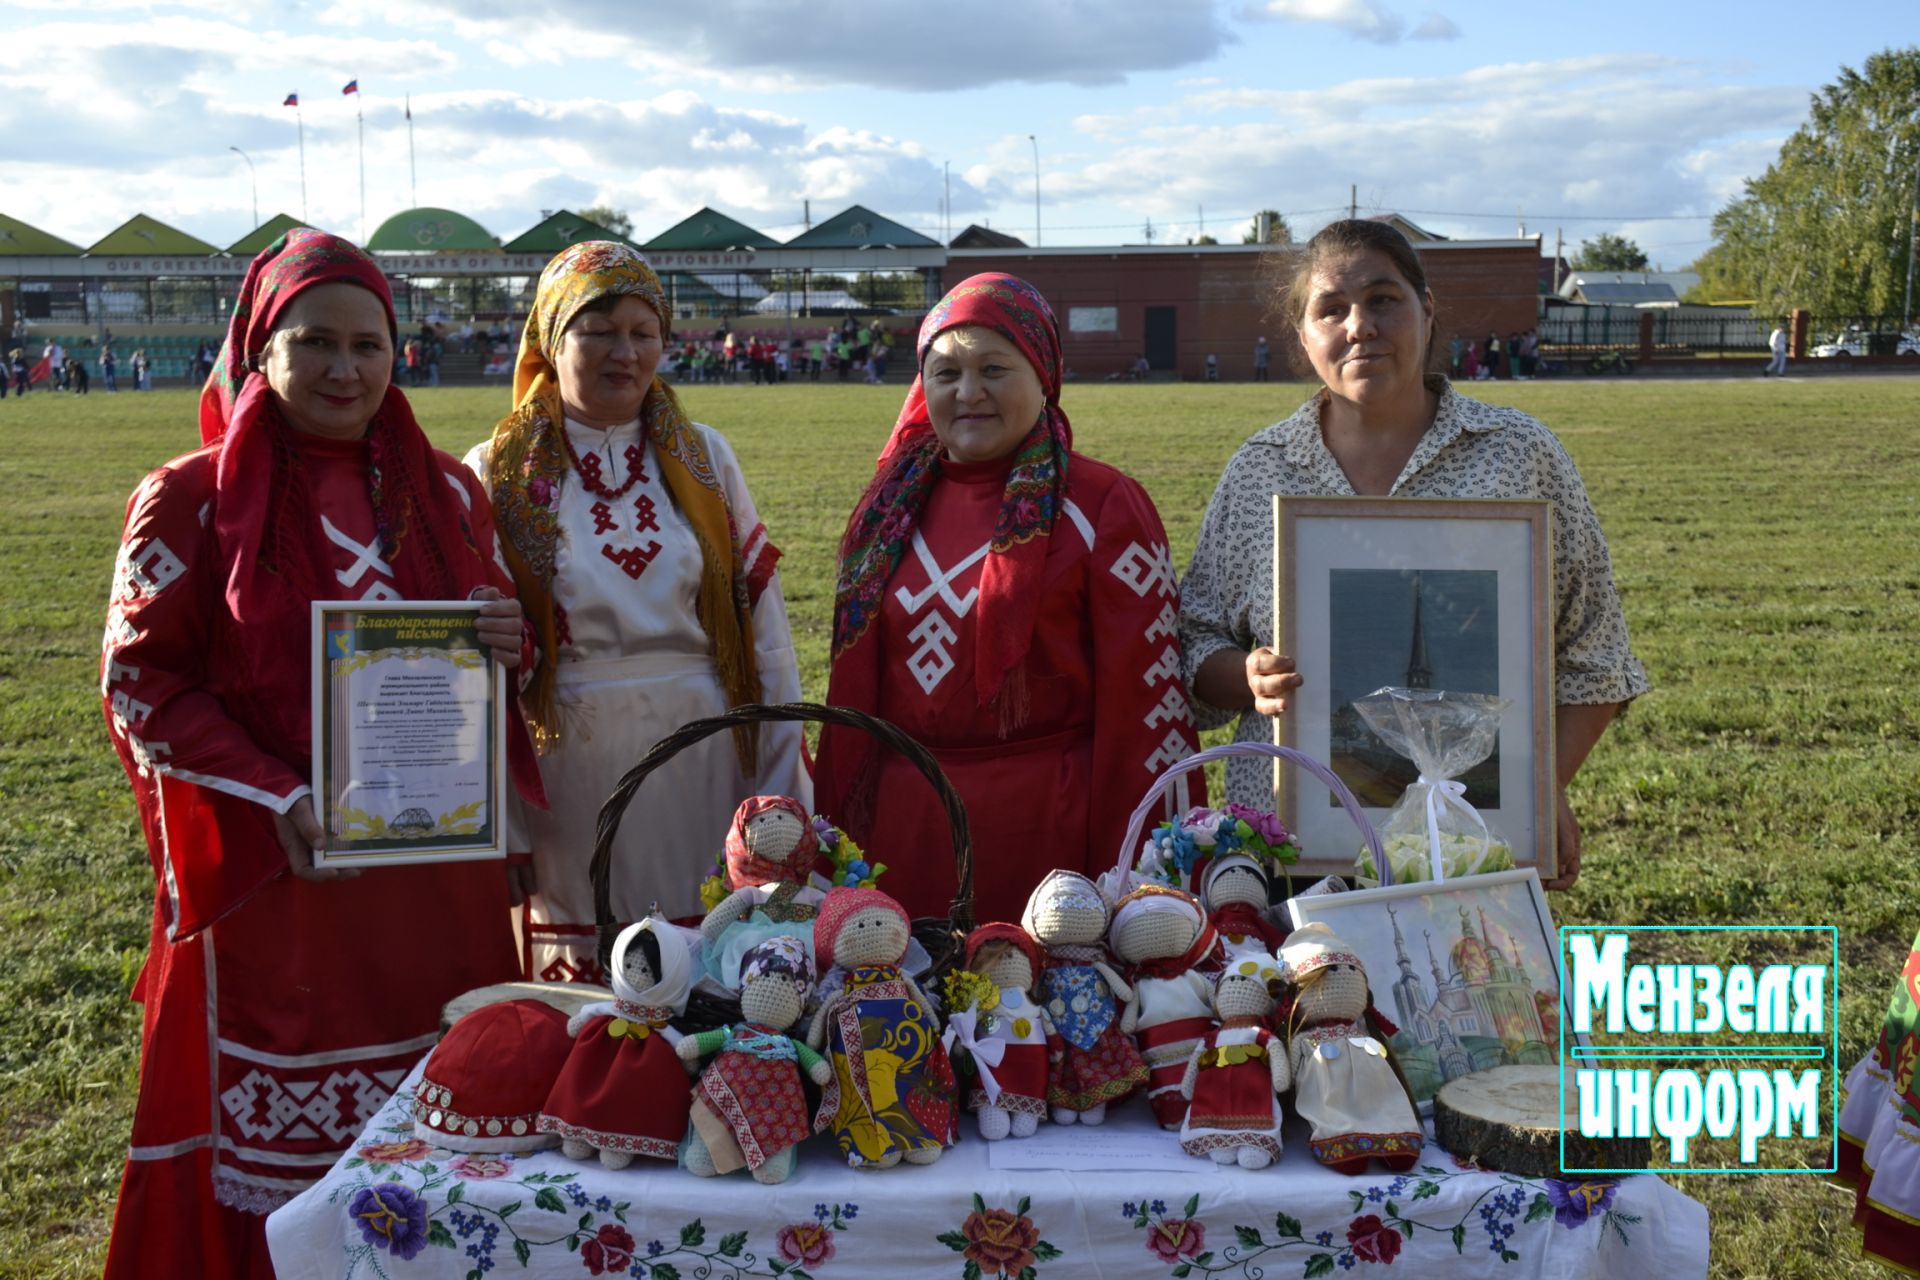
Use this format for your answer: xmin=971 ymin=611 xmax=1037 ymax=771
xmin=1433 ymin=1065 xmax=1650 ymax=1176
xmin=440 ymin=981 xmax=611 ymax=1034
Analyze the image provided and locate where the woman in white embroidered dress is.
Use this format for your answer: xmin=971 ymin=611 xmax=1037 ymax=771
xmin=1179 ymin=220 xmax=1648 ymax=890
xmin=467 ymin=242 xmax=806 ymax=981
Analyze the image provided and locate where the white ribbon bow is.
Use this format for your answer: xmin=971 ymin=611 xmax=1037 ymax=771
xmin=1415 ymin=775 xmax=1490 ymax=883
xmin=942 ymin=1008 xmax=1008 ymax=1105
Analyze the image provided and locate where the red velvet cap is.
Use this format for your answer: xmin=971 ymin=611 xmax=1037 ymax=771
xmin=414 ymin=999 xmax=574 ymax=1153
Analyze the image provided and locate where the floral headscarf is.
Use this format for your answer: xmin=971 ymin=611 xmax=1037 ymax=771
xmin=480 ymin=241 xmax=765 ymax=769
xmin=818 ymin=274 xmax=1071 ymax=834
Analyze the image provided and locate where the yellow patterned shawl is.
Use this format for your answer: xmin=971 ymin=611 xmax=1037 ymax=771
xmin=482 ymin=240 xmax=760 ymax=770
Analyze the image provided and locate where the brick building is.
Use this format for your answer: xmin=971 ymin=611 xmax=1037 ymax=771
xmin=944 ymin=237 xmax=1542 ymax=381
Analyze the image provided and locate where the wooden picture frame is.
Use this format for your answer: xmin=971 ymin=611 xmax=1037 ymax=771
xmin=1273 ymin=496 xmax=1554 ymax=881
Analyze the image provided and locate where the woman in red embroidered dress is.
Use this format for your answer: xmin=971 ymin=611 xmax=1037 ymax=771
xmin=99 ymin=229 xmax=543 ymax=1278
xmin=814 ymin=274 xmax=1200 ymax=926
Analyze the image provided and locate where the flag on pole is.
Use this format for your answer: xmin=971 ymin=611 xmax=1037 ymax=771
xmin=342 ymin=80 xmax=359 ymax=95
xmin=283 ymin=92 xmax=299 ymax=106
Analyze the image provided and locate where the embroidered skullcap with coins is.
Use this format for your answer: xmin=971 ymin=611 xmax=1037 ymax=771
xmin=414 ymin=999 xmax=574 ymax=1153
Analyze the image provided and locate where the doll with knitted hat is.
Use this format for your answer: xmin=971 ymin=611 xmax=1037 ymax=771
xmin=698 ymin=795 xmax=829 ymax=987
xmin=1179 ymin=955 xmax=1290 ymax=1168
xmin=1020 ymin=871 xmax=1148 ymax=1126
xmin=806 ymin=887 xmax=957 ymax=1168
xmin=943 ymin=924 xmax=1061 ymax=1140
xmin=677 ymin=936 xmax=828 ymax=1184
xmin=1200 ymin=853 xmax=1287 ymax=963
xmin=538 ymin=917 xmax=697 ymax=1169
xmin=1112 ymin=882 xmax=1223 ymax=1129
xmin=1277 ymin=922 xmax=1423 ymax=1174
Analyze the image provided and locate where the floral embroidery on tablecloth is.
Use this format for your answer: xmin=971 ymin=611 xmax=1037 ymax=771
xmin=330 ymin=1109 xmax=862 ymax=1279
xmin=1121 ymin=1164 xmax=1644 ymax=1277
xmin=935 ymin=1193 xmax=1065 ymax=1279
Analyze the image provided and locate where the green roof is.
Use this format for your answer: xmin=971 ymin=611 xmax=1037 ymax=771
xmin=644 ymin=207 xmax=779 ymax=252
xmin=366 ymin=208 xmax=499 ymax=253
xmin=88 ymin=213 xmax=219 ymax=256
xmin=785 ymin=204 xmax=937 ymax=249
xmin=502 ymin=210 xmax=639 ymax=255
xmin=0 ymin=212 xmax=84 ymax=256
xmin=228 ymin=214 xmax=311 ymax=256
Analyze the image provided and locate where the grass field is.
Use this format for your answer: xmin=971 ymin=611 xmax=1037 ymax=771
xmin=2 ymin=378 xmax=1916 ymax=1278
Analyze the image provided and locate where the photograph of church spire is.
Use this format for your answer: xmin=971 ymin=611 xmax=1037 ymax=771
xmin=1326 ymin=567 xmax=1501 ymax=808
xmin=1376 ymin=883 xmax=1561 ymax=1106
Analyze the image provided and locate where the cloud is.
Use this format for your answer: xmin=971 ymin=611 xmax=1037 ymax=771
xmin=319 ymin=0 xmax=1234 ymax=91
xmin=1019 ymin=57 xmax=1808 ymax=264
xmin=0 ymin=74 xmax=976 ymax=250
xmin=1249 ymin=0 xmax=1460 ymax=45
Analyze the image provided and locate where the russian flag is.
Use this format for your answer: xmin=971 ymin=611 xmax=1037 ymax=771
xmin=342 ymin=80 xmax=358 ymax=95
xmin=283 ymin=92 xmax=299 ymax=106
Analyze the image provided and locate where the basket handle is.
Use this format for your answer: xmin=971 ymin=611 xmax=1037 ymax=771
xmin=1109 ymin=742 xmax=1390 ymax=890
xmin=590 ymin=701 xmax=975 ymax=973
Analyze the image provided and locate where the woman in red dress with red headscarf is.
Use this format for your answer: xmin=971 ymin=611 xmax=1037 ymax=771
xmin=814 ymin=273 xmax=1200 ymax=926
xmin=99 ymin=229 xmax=542 ymax=1277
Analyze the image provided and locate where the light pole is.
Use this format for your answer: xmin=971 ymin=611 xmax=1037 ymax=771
xmin=1028 ymin=134 xmax=1041 ymax=247
xmin=229 ymin=145 xmax=258 ymax=229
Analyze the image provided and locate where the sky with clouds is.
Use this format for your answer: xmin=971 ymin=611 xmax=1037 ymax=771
xmin=2 ymin=1 xmax=1909 ymax=268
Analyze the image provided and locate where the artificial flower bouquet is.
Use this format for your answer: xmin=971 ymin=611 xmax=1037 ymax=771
xmin=1349 ymin=687 xmax=1513 ymax=885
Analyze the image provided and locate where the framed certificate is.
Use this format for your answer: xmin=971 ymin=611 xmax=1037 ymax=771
xmin=1273 ymin=496 xmax=1556 ymax=881
xmin=310 ymin=601 xmax=507 ymax=868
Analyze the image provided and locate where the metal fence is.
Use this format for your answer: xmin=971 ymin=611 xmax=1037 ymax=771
xmin=1538 ymin=305 xmax=1769 ymax=355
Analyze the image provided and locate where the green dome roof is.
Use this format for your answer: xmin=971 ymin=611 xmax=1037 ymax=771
xmin=366 ymin=208 xmax=499 ymax=253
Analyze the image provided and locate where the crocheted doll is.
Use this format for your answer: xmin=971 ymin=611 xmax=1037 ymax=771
xmin=1020 ymin=871 xmax=1148 ymax=1126
xmin=678 ymin=936 xmax=828 ymax=1184
xmin=1278 ymin=923 xmax=1423 ymax=1175
xmin=538 ymin=917 xmax=696 ymax=1169
xmin=698 ymin=796 xmax=829 ymax=987
xmin=1112 ymin=883 xmax=1222 ymax=1129
xmin=1200 ymin=853 xmax=1287 ymax=963
xmin=806 ymin=887 xmax=957 ymax=1168
xmin=944 ymin=924 xmax=1061 ymax=1140
xmin=1179 ymin=955 xmax=1289 ymax=1168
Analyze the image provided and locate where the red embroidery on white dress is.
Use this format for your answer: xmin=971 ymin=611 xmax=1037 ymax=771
xmin=603 ymin=541 xmax=663 ymax=580
xmin=590 ymin=501 xmax=619 ymax=535
xmin=554 ymin=600 xmax=573 ymax=648
xmin=623 ymin=444 xmax=649 ymax=483
xmin=633 ymin=493 xmax=659 ymax=533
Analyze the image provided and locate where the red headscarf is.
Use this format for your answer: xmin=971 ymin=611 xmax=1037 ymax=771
xmin=964 ymin=922 xmax=1043 ymax=981
xmin=723 ymin=794 xmax=820 ymax=889
xmin=198 ymin=228 xmax=539 ymax=796
xmin=820 ymin=274 xmax=1071 ymax=831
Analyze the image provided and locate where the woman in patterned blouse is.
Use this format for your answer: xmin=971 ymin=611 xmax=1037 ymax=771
xmin=1178 ymin=219 xmax=1648 ymax=889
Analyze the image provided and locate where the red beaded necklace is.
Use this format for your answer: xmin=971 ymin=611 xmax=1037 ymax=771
xmin=560 ymin=424 xmax=648 ymax=500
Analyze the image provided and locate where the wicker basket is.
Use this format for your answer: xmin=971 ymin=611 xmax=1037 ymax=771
xmin=1106 ymin=741 xmax=1393 ymax=891
xmin=589 ymin=701 xmax=976 ymax=994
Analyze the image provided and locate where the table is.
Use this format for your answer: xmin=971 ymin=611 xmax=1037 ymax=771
xmin=268 ymin=1059 xmax=1707 ymax=1279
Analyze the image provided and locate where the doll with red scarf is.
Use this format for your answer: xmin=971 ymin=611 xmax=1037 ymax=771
xmin=814 ymin=273 xmax=1199 ymax=927
xmin=943 ymin=923 xmax=1061 ymax=1140
xmin=698 ymin=795 xmax=828 ymax=987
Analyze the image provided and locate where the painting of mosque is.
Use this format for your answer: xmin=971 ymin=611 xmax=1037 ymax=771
xmin=1286 ymin=870 xmax=1574 ymax=1110
xmin=1326 ymin=568 xmax=1500 ymax=808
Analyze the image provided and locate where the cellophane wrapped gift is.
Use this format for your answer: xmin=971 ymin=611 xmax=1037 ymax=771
xmin=1349 ymin=687 xmax=1515 ymax=885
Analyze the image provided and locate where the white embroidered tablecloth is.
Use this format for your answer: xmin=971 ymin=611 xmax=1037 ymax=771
xmin=267 ymin=1059 xmax=1708 ymax=1280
